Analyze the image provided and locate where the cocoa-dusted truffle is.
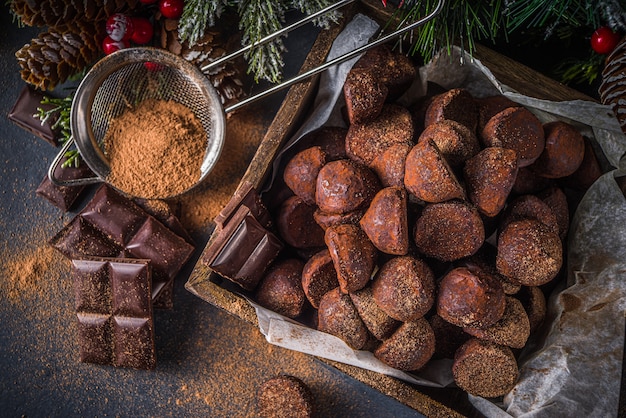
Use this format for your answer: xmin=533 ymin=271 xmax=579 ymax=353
xmin=464 ymin=147 xmax=518 ymax=217
xmin=561 ymin=135 xmax=603 ymax=191
xmin=413 ymin=200 xmax=484 ymax=262
xmin=512 ymin=166 xmax=554 ymax=195
xmin=437 ymin=266 xmax=506 ymax=329
xmin=464 ymin=296 xmax=531 ymax=349
xmin=359 ymin=187 xmax=409 ymax=255
xmin=417 ymin=120 xmax=480 ymax=166
xmin=500 ymin=194 xmax=560 ymax=237
xmin=368 ymin=142 xmax=411 ymax=188
xmin=344 ymin=67 xmax=388 ymax=124
xmin=345 ymin=104 xmax=414 ymax=166
xmin=371 ymin=256 xmax=435 ymax=322
xmin=462 ymin=245 xmax=521 ymax=295
xmin=315 ymin=159 xmax=380 ymax=214
xmin=404 ymin=138 xmax=465 ymax=203
xmin=301 ymin=249 xmax=339 ymax=309
xmin=349 ymin=285 xmax=400 ymax=340
xmin=299 ymin=126 xmax=348 ymax=161
xmin=257 ymin=375 xmax=315 ymax=418
xmin=516 ymin=286 xmax=547 ymax=333
xmin=283 ymin=146 xmax=327 ymax=205
xmin=424 ymin=88 xmax=479 ymax=132
xmin=452 ymin=338 xmax=519 ymax=398
xmin=324 ymin=223 xmax=377 ymax=293
xmin=317 ymin=287 xmax=370 ymax=350
xmin=374 ymin=317 xmax=435 ymax=371
xmin=429 ymin=314 xmax=470 ymax=360
xmin=538 ymin=186 xmax=570 ymax=240
xmin=496 ymin=218 xmax=562 ymax=286
xmin=353 ymin=44 xmax=417 ymax=101
xmin=256 ymin=258 xmax=307 ymax=319
xmin=481 ymin=106 xmax=545 ymax=167
xmin=313 ymin=208 xmax=365 ymax=231
xmin=476 ymin=95 xmax=520 ymax=132
xmin=532 ymin=120 xmax=585 ymax=178
xmin=276 ymin=195 xmax=326 ymax=249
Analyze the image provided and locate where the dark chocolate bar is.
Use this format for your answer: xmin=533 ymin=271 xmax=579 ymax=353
xmin=50 ymin=185 xmax=195 ymax=309
xmin=214 ymin=181 xmax=272 ymax=230
xmin=35 ymin=156 xmax=94 ymax=212
xmin=204 ymin=204 xmax=283 ymax=291
xmin=71 ymin=257 xmax=156 ymax=369
xmin=8 ymin=85 xmax=59 ymax=146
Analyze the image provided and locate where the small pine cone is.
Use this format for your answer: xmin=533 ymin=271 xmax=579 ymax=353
xmin=600 ymin=35 xmax=626 ymax=135
xmin=11 ymin=0 xmax=140 ymax=28
xmin=160 ymin=19 xmax=247 ymax=109
xmin=15 ymin=20 xmax=106 ymax=91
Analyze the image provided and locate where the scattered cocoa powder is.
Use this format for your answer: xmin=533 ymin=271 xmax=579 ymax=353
xmin=103 ymin=99 xmax=207 ymax=200
xmin=1 ymin=244 xmax=56 ymax=303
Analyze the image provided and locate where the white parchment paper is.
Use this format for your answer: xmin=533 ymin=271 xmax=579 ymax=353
xmin=253 ymin=14 xmax=626 ymax=417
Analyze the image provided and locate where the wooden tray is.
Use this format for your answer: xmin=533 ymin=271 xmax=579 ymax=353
xmin=186 ymin=2 xmax=596 ymax=416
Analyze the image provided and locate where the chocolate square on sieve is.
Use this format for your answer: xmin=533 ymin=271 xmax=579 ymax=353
xmin=205 ymin=205 xmax=283 ymax=291
xmin=81 ymin=185 xmax=148 ymax=247
xmin=8 ymin=84 xmax=59 ymax=146
xmin=71 ymin=258 xmax=156 ymax=369
xmin=35 ymin=156 xmax=94 ymax=212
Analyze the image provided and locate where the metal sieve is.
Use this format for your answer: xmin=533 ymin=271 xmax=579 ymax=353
xmin=48 ymin=0 xmax=444 ymax=199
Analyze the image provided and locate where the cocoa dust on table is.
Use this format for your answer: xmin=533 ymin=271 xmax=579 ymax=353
xmin=103 ymin=99 xmax=207 ymax=200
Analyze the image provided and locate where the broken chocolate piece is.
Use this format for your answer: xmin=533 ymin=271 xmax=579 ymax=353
xmin=71 ymin=257 xmax=156 ymax=369
xmin=8 ymin=85 xmax=59 ymax=146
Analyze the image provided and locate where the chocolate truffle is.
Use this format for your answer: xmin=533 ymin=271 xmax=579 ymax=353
xmin=256 ymin=258 xmax=307 ymax=319
xmin=500 ymin=194 xmax=560 ymax=237
xmin=299 ymin=126 xmax=348 ymax=161
xmin=463 ymin=296 xmax=531 ymax=349
xmin=511 ymin=166 xmax=554 ymax=195
xmin=345 ymin=104 xmax=414 ymax=166
xmin=313 ymin=208 xmax=365 ymax=231
xmin=452 ymin=338 xmax=519 ymax=398
xmin=301 ymin=249 xmax=339 ymax=309
xmin=424 ymin=88 xmax=479 ymax=132
xmin=538 ymin=186 xmax=570 ymax=240
xmin=496 ymin=218 xmax=562 ymax=286
xmin=349 ymin=286 xmax=400 ymax=340
xmin=343 ymin=67 xmax=388 ymax=124
xmin=516 ymin=286 xmax=547 ymax=333
xmin=561 ymin=135 xmax=603 ymax=191
xmin=481 ymin=106 xmax=545 ymax=167
xmin=276 ymin=195 xmax=326 ymax=249
xmin=324 ymin=223 xmax=377 ymax=293
xmin=464 ymin=147 xmax=518 ymax=217
xmin=417 ymin=120 xmax=480 ymax=166
xmin=368 ymin=142 xmax=411 ymax=188
xmin=404 ymin=138 xmax=465 ymax=203
xmin=257 ymin=375 xmax=314 ymax=418
xmin=413 ymin=200 xmax=484 ymax=262
xmin=315 ymin=159 xmax=380 ymax=214
xmin=429 ymin=314 xmax=470 ymax=360
xmin=359 ymin=187 xmax=409 ymax=255
xmin=476 ymin=95 xmax=520 ymax=132
xmin=371 ymin=256 xmax=435 ymax=322
xmin=532 ymin=120 xmax=585 ymax=178
xmin=317 ymin=287 xmax=370 ymax=350
xmin=437 ymin=266 xmax=506 ymax=329
xmin=374 ymin=317 xmax=435 ymax=371
xmin=283 ymin=146 xmax=327 ymax=205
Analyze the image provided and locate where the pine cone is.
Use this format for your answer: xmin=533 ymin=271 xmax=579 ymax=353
xmin=11 ymin=0 xmax=140 ymax=28
xmin=600 ymin=35 xmax=626 ymax=134
xmin=160 ymin=18 xmax=247 ymax=110
xmin=15 ymin=19 xmax=106 ymax=90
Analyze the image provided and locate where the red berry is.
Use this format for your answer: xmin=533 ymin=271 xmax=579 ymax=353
xmin=591 ymin=26 xmax=621 ymax=55
xmin=131 ymin=17 xmax=154 ymax=45
xmin=105 ymin=13 xmax=133 ymax=42
xmin=159 ymin=0 xmax=184 ymax=19
xmin=102 ymin=36 xmax=129 ymax=55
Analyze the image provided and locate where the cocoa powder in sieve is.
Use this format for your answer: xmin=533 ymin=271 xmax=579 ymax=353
xmin=103 ymin=99 xmax=207 ymax=200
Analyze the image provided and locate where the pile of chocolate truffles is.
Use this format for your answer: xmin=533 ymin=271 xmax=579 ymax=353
xmin=206 ymin=44 xmax=602 ymax=399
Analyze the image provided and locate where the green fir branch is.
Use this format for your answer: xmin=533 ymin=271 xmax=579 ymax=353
xmin=554 ymin=52 xmax=605 ymax=85
xmin=36 ymin=94 xmax=80 ymax=168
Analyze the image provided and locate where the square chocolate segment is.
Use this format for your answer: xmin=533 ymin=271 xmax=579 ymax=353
xmin=81 ymin=185 xmax=147 ymax=247
xmin=71 ymin=258 xmax=156 ymax=369
xmin=50 ymin=216 xmax=123 ymax=260
xmin=8 ymin=84 xmax=59 ymax=146
xmin=35 ymin=156 xmax=94 ymax=212
xmin=206 ymin=205 xmax=283 ymax=291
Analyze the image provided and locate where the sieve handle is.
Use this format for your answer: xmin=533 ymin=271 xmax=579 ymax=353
xmin=222 ymin=0 xmax=446 ymax=114
xmin=48 ymin=136 xmax=102 ymax=187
